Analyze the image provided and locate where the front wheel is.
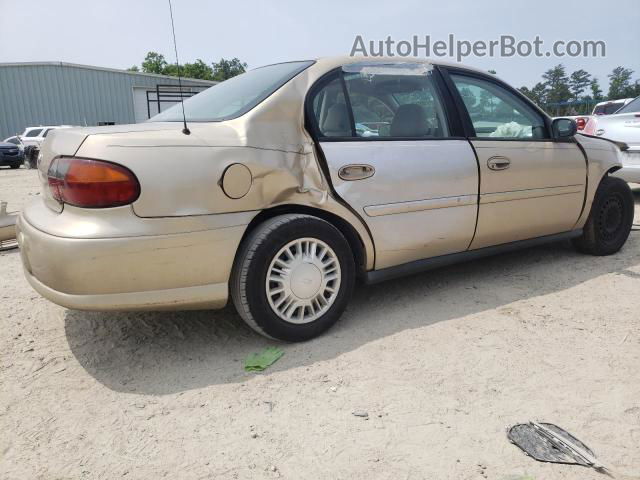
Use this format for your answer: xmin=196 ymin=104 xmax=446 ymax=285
xmin=231 ymin=214 xmax=355 ymax=342
xmin=573 ymin=176 xmax=634 ymax=255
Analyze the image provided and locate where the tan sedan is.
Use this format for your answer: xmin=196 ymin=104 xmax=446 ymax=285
xmin=17 ymin=57 xmax=634 ymax=341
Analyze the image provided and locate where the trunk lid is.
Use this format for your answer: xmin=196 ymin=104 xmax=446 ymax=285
xmin=593 ymin=113 xmax=640 ymax=149
xmin=38 ymin=123 xmax=206 ymax=212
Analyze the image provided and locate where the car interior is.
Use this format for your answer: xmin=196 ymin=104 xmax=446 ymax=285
xmin=312 ymin=72 xmax=449 ymax=139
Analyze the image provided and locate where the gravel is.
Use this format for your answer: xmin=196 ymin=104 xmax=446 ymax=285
xmin=1 ymin=167 xmax=639 ymax=479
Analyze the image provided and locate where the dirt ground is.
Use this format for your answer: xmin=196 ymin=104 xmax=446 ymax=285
xmin=1 ymin=167 xmax=639 ymax=480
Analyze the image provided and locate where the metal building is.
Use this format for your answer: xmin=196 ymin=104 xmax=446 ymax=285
xmin=0 ymin=62 xmax=215 ymax=139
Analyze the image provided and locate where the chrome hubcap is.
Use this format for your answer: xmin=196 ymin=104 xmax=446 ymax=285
xmin=266 ymin=238 xmax=341 ymax=324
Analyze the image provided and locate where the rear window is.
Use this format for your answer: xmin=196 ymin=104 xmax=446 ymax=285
xmin=24 ymin=129 xmax=42 ymax=137
xmin=615 ymin=97 xmax=640 ymax=114
xmin=593 ymin=102 xmax=624 ymax=115
xmin=150 ymin=61 xmax=314 ymax=123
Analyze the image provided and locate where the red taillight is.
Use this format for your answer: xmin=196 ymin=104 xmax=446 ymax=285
xmin=582 ymin=117 xmax=597 ymax=136
xmin=47 ymin=157 xmax=140 ymax=208
xmin=576 ymin=117 xmax=587 ymax=130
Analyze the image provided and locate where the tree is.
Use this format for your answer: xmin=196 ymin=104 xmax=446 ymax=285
xmin=487 ymin=69 xmax=497 ymax=75
xmin=212 ymin=58 xmax=248 ymax=81
xmin=182 ymin=59 xmax=214 ymax=80
xmin=607 ymin=66 xmax=634 ymax=99
xmin=519 ymin=82 xmax=548 ymax=106
xmin=568 ymin=69 xmax=591 ymax=100
xmin=127 ymin=65 xmax=140 ymax=72
xmin=542 ymin=64 xmax=571 ymax=105
xmin=590 ymin=78 xmax=603 ymax=102
xmin=141 ymin=52 xmax=168 ymax=74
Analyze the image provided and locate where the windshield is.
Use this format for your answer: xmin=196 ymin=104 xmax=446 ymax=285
xmin=150 ymin=61 xmax=314 ymax=123
xmin=616 ymin=97 xmax=640 ymax=114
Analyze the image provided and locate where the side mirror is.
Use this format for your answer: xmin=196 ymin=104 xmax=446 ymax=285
xmin=552 ymin=118 xmax=577 ymax=138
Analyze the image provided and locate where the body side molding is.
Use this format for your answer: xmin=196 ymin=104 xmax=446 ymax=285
xmin=365 ymin=230 xmax=583 ymax=284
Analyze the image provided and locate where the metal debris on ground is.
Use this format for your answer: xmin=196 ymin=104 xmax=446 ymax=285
xmin=352 ymin=410 xmax=369 ymax=418
xmin=0 ymin=201 xmax=18 ymax=251
xmin=508 ymin=422 xmax=639 ymax=479
xmin=244 ymin=346 xmax=284 ymax=372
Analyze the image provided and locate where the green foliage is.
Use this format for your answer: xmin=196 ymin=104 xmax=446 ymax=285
xmin=542 ymin=64 xmax=571 ymax=106
xmin=519 ymin=64 xmax=639 ymax=115
xmin=212 ymin=58 xmax=248 ymax=81
xmin=141 ymin=52 xmax=168 ymax=74
xmin=132 ymin=52 xmax=247 ymax=82
xmin=608 ymin=66 xmax=634 ymax=100
xmin=519 ymin=82 xmax=548 ymax=106
xmin=569 ymin=69 xmax=591 ymax=100
xmin=183 ymin=59 xmax=214 ymax=80
xmin=590 ymin=78 xmax=603 ymax=101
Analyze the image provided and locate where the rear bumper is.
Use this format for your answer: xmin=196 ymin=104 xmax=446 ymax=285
xmin=17 ymin=202 xmax=254 ymax=311
xmin=0 ymin=154 xmax=23 ymax=165
xmin=23 ymin=270 xmax=229 ymax=311
xmin=613 ymin=152 xmax=640 ymax=183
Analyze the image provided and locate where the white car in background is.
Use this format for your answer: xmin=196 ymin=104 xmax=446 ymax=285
xmin=582 ymin=96 xmax=640 ymax=183
xmin=592 ymin=98 xmax=633 ymax=116
xmin=19 ymin=126 xmax=74 ymax=148
xmin=555 ymin=99 xmax=634 ymax=135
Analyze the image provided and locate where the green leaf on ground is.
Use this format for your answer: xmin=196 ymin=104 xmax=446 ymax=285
xmin=244 ymin=347 xmax=284 ymax=372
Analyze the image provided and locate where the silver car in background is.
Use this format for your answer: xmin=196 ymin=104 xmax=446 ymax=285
xmin=583 ymin=96 xmax=640 ymax=183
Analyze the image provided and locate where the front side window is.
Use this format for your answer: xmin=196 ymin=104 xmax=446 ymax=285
xmin=451 ymin=75 xmax=548 ymax=139
xmin=310 ymin=64 xmax=450 ymax=139
xmin=24 ymin=128 xmax=42 ymax=137
xmin=151 ymin=61 xmax=314 ymax=123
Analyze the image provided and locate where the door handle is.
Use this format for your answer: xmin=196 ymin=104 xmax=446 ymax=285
xmin=338 ymin=164 xmax=375 ymax=181
xmin=487 ymin=156 xmax=511 ymax=171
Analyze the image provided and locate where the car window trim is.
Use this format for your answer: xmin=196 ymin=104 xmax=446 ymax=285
xmin=439 ymin=66 xmax=555 ymax=142
xmin=305 ymin=65 xmax=463 ymax=142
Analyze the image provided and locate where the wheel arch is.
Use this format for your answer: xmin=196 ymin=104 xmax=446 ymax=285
xmin=236 ymin=204 xmax=369 ymax=279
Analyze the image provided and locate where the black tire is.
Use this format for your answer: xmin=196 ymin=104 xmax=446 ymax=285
xmin=572 ymin=176 xmax=634 ymax=255
xmin=231 ymin=214 xmax=355 ymax=342
xmin=9 ymin=163 xmax=21 ymax=169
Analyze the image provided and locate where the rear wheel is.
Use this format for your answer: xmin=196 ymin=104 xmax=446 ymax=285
xmin=9 ymin=163 xmax=21 ymax=169
xmin=572 ymin=176 xmax=634 ymax=255
xmin=231 ymin=214 xmax=355 ymax=342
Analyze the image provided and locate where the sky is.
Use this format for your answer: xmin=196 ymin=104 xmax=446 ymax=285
xmin=1 ymin=0 xmax=638 ymax=89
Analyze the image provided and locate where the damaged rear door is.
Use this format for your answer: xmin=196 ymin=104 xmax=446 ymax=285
xmin=308 ymin=63 xmax=479 ymax=269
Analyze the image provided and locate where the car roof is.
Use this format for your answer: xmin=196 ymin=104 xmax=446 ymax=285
xmin=595 ymin=98 xmax=632 ymax=107
xmin=309 ymin=56 xmax=490 ymax=76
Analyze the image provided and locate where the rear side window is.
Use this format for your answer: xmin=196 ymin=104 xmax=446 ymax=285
xmin=312 ymin=76 xmax=352 ymax=137
xmin=310 ymin=64 xmax=450 ymax=139
xmin=24 ymin=129 xmax=42 ymax=137
xmin=451 ymin=74 xmax=548 ymax=139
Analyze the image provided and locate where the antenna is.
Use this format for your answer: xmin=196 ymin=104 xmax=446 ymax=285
xmin=168 ymin=0 xmax=190 ymax=135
